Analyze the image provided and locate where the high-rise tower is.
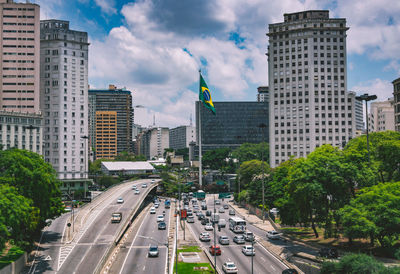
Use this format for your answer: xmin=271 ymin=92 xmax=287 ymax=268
xmin=267 ymin=10 xmax=355 ymax=167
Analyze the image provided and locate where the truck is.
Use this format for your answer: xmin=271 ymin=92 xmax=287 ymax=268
xmin=165 ymin=199 xmax=171 ymax=209
xmin=111 ymin=212 xmax=122 ymax=223
xmin=211 ymin=213 xmax=220 ymax=224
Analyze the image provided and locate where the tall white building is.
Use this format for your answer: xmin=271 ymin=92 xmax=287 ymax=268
xmin=40 ymin=20 xmax=89 ymax=180
xmin=169 ymin=125 xmax=196 ymax=150
xmin=149 ymin=127 xmax=169 ymax=159
xmin=354 ymin=95 xmax=364 ymax=131
xmin=368 ymin=98 xmax=395 ymax=132
xmin=267 ymin=10 xmax=355 ymax=167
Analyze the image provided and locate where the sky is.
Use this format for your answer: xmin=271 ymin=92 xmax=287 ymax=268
xmin=28 ymin=0 xmax=400 ymax=128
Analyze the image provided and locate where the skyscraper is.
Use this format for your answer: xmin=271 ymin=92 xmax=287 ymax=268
xmin=393 ymin=77 xmax=400 ymax=132
xmin=0 ymin=0 xmax=40 ymax=113
xmin=267 ymin=10 xmax=355 ymax=167
xmin=169 ymin=125 xmax=196 ymax=150
xmin=257 ymin=86 xmax=269 ymax=103
xmin=40 ymin=20 xmax=89 ymax=180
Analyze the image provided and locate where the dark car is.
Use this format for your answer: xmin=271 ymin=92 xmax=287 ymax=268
xmin=201 ymin=218 xmax=210 ymax=225
xmin=206 ymin=210 xmax=212 ymax=216
xmin=318 ymin=247 xmax=338 ymax=259
xmin=158 ymin=221 xmax=166 ymax=230
xmin=198 ymin=214 xmax=205 ymax=221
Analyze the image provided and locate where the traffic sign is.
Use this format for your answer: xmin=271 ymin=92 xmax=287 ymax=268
xmin=218 ymin=192 xmax=231 ymax=199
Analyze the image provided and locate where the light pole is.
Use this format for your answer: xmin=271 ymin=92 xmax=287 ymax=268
xmin=81 ymin=135 xmax=89 ymax=199
xmin=251 ymin=238 xmax=254 ymax=274
xmin=355 ymin=93 xmax=377 ymax=163
xmin=258 ymin=123 xmax=267 ymax=223
xmin=213 ymin=194 xmax=217 ymax=274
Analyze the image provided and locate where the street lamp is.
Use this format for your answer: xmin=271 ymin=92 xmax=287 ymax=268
xmin=258 ymin=123 xmax=267 ymax=223
xmin=355 ymin=93 xmax=377 ymax=163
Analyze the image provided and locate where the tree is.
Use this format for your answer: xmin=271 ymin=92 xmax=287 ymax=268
xmin=202 ymin=148 xmax=232 ymax=171
xmin=231 ymin=142 xmax=269 ymax=163
xmin=97 ymin=175 xmax=119 ymax=188
xmin=175 ymin=148 xmax=189 ymax=161
xmin=238 ymin=159 xmax=269 ymax=189
xmin=0 ymin=148 xmax=63 ymax=229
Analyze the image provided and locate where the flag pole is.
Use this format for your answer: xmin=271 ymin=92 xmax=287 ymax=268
xmin=198 ymin=70 xmax=203 ymax=187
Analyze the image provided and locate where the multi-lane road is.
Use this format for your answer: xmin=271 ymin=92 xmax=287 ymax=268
xmin=186 ymin=194 xmax=288 ymax=274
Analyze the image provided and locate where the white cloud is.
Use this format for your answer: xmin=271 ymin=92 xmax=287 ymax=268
xmin=351 ymin=79 xmax=394 ymax=101
xmin=94 ymin=0 xmax=117 ymax=14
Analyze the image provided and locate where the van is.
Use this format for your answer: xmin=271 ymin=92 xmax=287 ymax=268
xmin=211 ymin=213 xmax=220 ymax=224
xmin=218 ymin=219 xmax=226 ymax=228
xmin=244 ymin=231 xmax=254 ymax=242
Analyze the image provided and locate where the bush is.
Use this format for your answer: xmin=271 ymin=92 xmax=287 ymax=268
xmin=0 ymin=246 xmax=24 ymax=269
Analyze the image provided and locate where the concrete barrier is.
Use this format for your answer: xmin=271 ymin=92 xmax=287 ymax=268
xmin=0 ymin=252 xmax=27 ymax=274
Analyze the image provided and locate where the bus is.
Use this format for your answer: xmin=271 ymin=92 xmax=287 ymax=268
xmin=229 ymin=217 xmax=246 ymax=233
xmin=195 ymin=190 xmax=206 ymax=200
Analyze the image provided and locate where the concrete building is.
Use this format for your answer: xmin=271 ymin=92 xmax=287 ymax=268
xmin=101 ymin=161 xmax=154 ymax=176
xmin=169 ymin=125 xmax=196 ymax=150
xmin=95 ymin=111 xmax=117 ymax=159
xmin=89 ymin=85 xmax=133 ymax=159
xmin=138 ymin=127 xmax=170 ymax=159
xmin=257 ymin=86 xmax=269 ymax=103
xmin=267 ymin=10 xmax=355 ymax=167
xmin=354 ymin=95 xmax=364 ymax=131
xmin=40 ymin=20 xmax=89 ymax=181
xmin=368 ymin=98 xmax=395 ymax=132
xmin=0 ymin=0 xmax=40 ymax=113
xmin=0 ymin=110 xmax=42 ymax=153
xmin=393 ymin=77 xmax=400 ymax=132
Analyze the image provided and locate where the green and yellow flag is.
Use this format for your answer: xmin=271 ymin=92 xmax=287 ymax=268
xmin=199 ymin=73 xmax=216 ymax=115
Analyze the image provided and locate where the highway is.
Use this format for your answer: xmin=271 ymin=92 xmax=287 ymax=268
xmin=27 ymin=179 xmax=157 ymax=274
xmin=109 ymin=198 xmax=171 ymax=274
xmin=186 ymin=194 xmax=288 ymax=274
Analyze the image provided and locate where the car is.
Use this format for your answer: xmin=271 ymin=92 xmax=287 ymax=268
xmin=318 ymin=247 xmax=338 ymax=259
xmin=151 ymin=179 xmax=155 ymax=183
xmin=218 ymin=207 xmax=225 ymax=213
xmin=187 ymin=209 xmax=193 ymax=216
xmin=199 ymin=232 xmax=211 ymax=242
xmin=117 ymin=197 xmax=124 ymax=203
xmin=206 ymin=210 xmax=212 ymax=216
xmin=282 ymin=269 xmax=299 ymax=274
xmin=222 ymin=261 xmax=238 ymax=273
xmin=158 ymin=221 xmax=166 ymax=230
xmin=157 ymin=215 xmax=164 ymax=222
xmin=154 ymin=203 xmax=159 ymax=208
xmin=244 ymin=231 xmax=254 ymax=242
xmin=201 ymin=218 xmax=210 ymax=225
xmin=229 ymin=209 xmax=235 ymax=216
xmin=150 ymin=207 xmax=156 ymax=214
xmin=215 ymin=199 xmax=221 ymax=205
xmin=142 ymin=183 xmax=148 ymax=188
xmin=209 ymin=245 xmax=221 ymax=256
xmin=201 ymin=204 xmax=208 ymax=210
xmin=193 ymin=205 xmax=199 ymax=210
xmin=205 ymin=223 xmax=213 ymax=231
xmin=187 ymin=216 xmax=195 ymax=223
xmin=135 ymin=189 xmax=140 ymax=195
xmin=196 ymin=211 xmax=202 ymax=216
xmin=267 ymin=230 xmax=281 ymax=240
xmin=233 ymin=235 xmax=245 ymax=244
xmin=148 ymin=245 xmax=159 ymax=257
xmin=132 ymin=185 xmax=137 ymax=190
xmin=198 ymin=214 xmax=205 ymax=221
xmin=242 ymin=245 xmax=255 ymax=256
xmin=223 ymin=204 xmax=229 ymax=209
xmin=218 ymin=219 xmax=226 ymax=228
xmin=64 ymin=206 xmax=72 ymax=212
xmin=218 ymin=235 xmax=230 ymax=245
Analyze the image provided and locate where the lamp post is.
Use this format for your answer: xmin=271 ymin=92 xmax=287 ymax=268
xmin=258 ymin=123 xmax=267 ymax=223
xmin=355 ymin=93 xmax=377 ymax=163
xmin=251 ymin=238 xmax=254 ymax=274
xmin=81 ymin=135 xmax=89 ymax=199
xmin=213 ymin=194 xmax=217 ymax=274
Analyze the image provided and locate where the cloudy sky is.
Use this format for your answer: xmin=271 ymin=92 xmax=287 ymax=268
xmin=31 ymin=0 xmax=400 ymax=128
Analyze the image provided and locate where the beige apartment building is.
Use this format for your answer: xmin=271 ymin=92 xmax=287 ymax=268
xmin=0 ymin=0 xmax=40 ymax=113
xmin=368 ymin=99 xmax=395 ymax=132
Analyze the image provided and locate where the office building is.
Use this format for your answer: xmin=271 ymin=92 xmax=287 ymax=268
xmin=393 ymin=77 xmax=400 ymax=132
xmin=368 ymin=98 xmax=395 ymax=132
xmin=40 ymin=20 xmax=89 ymax=180
xmin=95 ymin=111 xmax=117 ymax=159
xmin=195 ymin=101 xmax=268 ymax=154
xmin=257 ymin=86 xmax=269 ymax=103
xmin=0 ymin=110 xmax=42 ymax=153
xmin=169 ymin=125 xmax=196 ymax=150
xmin=138 ymin=127 xmax=169 ymax=159
xmin=354 ymin=95 xmax=364 ymax=131
xmin=0 ymin=0 xmax=40 ymax=113
xmin=89 ymin=85 xmax=133 ymax=159
xmin=267 ymin=10 xmax=355 ymax=167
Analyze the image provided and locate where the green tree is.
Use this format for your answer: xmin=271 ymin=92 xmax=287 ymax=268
xmin=175 ymin=148 xmax=189 ymax=161
xmin=231 ymin=142 xmax=269 ymax=163
xmin=97 ymin=175 xmax=119 ymax=188
xmin=238 ymin=159 xmax=269 ymax=189
xmin=0 ymin=148 xmax=63 ymax=228
xmin=202 ymin=148 xmax=232 ymax=171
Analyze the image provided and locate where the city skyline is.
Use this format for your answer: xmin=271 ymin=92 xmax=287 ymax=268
xmin=30 ymin=0 xmax=400 ymax=128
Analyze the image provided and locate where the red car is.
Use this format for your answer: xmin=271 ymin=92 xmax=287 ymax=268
xmin=209 ymin=245 xmax=221 ymax=256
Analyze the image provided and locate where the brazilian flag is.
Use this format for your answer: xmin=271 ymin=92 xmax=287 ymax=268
xmin=199 ymin=74 xmax=216 ymax=115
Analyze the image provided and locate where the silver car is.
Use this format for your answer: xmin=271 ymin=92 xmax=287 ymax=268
xmin=218 ymin=235 xmax=230 ymax=245
xmin=233 ymin=235 xmax=245 ymax=244
xmin=148 ymin=245 xmax=159 ymax=257
xmin=242 ymin=245 xmax=255 ymax=256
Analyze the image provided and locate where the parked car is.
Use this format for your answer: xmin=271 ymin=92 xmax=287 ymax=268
xmin=150 ymin=207 xmax=156 ymax=214
xmin=158 ymin=222 xmax=166 ymax=230
xmin=218 ymin=235 xmax=230 ymax=245
xmin=209 ymin=245 xmax=221 ymax=256
xmin=222 ymin=261 xmax=238 ymax=273
xmin=267 ymin=230 xmax=281 ymax=240
xmin=201 ymin=218 xmax=210 ymax=225
xmin=223 ymin=204 xmax=229 ymax=209
xmin=206 ymin=210 xmax=212 ymax=216
xmin=205 ymin=223 xmax=213 ymax=231
xmin=233 ymin=235 xmax=245 ymax=244
xmin=187 ymin=216 xmax=195 ymax=223
xmin=242 ymin=245 xmax=255 ymax=256
xmin=117 ymin=197 xmax=124 ymax=203
xmin=148 ymin=245 xmax=159 ymax=257
xmin=157 ymin=215 xmax=164 ymax=222
xmin=244 ymin=231 xmax=254 ymax=242
xmin=318 ymin=247 xmax=338 ymax=259
xmin=228 ymin=209 xmax=235 ymax=216
xmin=199 ymin=232 xmax=211 ymax=242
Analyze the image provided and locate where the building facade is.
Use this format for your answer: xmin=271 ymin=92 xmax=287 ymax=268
xmin=195 ymin=101 xmax=269 ymax=153
xmin=88 ymin=85 xmax=133 ymax=159
xmin=354 ymin=94 xmax=364 ymax=131
xmin=393 ymin=77 xmax=400 ymax=132
xmin=368 ymin=99 xmax=395 ymax=132
xmin=169 ymin=125 xmax=196 ymax=150
xmin=40 ymin=19 xmax=89 ymax=180
xmin=257 ymin=86 xmax=269 ymax=103
xmin=0 ymin=0 xmax=40 ymax=113
xmin=95 ymin=111 xmax=117 ymax=159
xmin=138 ymin=127 xmax=169 ymax=159
xmin=0 ymin=110 xmax=42 ymax=153
xmin=267 ymin=10 xmax=355 ymax=167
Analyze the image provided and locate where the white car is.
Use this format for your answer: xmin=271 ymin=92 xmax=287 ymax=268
xmin=222 ymin=261 xmax=238 ymax=273
xmin=267 ymin=230 xmax=281 ymax=240
xmin=199 ymin=232 xmax=211 ymax=242
xmin=204 ymin=224 xmax=213 ymax=231
xmin=154 ymin=203 xmax=159 ymax=208
xmin=218 ymin=207 xmax=225 ymax=213
xmin=242 ymin=245 xmax=255 ymax=256
xmin=135 ymin=190 xmax=140 ymax=195
xmin=157 ymin=215 xmax=164 ymax=222
xmin=142 ymin=183 xmax=147 ymax=188
xmin=150 ymin=207 xmax=156 ymax=214
xmin=117 ymin=197 xmax=124 ymax=203
xmin=132 ymin=185 xmax=137 ymax=190
xmin=151 ymin=179 xmax=155 ymax=183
